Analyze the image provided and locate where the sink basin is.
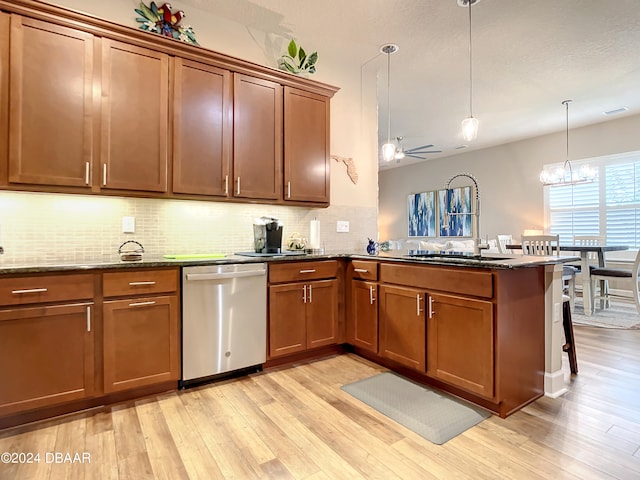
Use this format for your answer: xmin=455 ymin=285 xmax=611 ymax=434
xmin=405 ymin=250 xmax=510 ymax=261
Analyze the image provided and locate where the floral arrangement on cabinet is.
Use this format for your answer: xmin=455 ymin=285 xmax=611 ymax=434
xmin=135 ymin=2 xmax=199 ymax=46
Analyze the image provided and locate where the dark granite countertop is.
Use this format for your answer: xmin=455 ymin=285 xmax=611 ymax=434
xmin=0 ymin=250 xmax=578 ymax=275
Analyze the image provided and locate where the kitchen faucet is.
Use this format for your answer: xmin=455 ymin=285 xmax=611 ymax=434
xmin=443 ymin=172 xmax=488 ymax=255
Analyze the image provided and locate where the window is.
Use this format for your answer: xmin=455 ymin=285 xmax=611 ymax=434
xmin=545 ymin=151 xmax=640 ymax=248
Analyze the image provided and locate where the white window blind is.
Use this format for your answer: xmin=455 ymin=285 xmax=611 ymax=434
xmin=545 ymin=151 xmax=640 ymax=248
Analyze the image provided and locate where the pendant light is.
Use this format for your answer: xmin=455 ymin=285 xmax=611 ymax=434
xmin=539 ymin=100 xmax=596 ymax=186
xmin=381 ymin=43 xmax=399 ymax=162
xmin=460 ymin=0 xmax=479 ymax=142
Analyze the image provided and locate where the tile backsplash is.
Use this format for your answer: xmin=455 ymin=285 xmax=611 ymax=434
xmin=0 ymin=191 xmax=378 ymax=265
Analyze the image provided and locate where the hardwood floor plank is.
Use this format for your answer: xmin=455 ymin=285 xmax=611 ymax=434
xmin=135 ymin=397 xmax=190 ymax=480
xmin=84 ymin=430 xmax=118 ymax=480
xmin=111 ymin=404 xmax=155 ymax=479
xmin=49 ymin=416 xmax=86 ymax=480
xmin=158 ymin=392 xmax=226 ymax=480
xmin=0 ymin=424 xmax=56 ymax=480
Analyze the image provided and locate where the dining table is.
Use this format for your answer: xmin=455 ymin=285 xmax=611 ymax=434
xmin=507 ymin=244 xmax=629 ymax=316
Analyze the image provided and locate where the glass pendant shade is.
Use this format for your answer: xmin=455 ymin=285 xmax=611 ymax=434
xmin=382 ymin=142 xmax=396 ymax=162
xmin=461 ymin=116 xmax=479 ymax=142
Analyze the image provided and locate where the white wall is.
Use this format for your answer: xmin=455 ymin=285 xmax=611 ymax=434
xmin=379 ymin=113 xmax=640 ymax=245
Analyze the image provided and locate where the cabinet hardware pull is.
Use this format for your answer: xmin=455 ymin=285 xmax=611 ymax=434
xmin=85 ymin=162 xmax=90 ymax=185
xmin=87 ymin=306 xmax=91 ymax=332
xmin=369 ymin=285 xmax=375 ymax=304
xmin=11 ymin=288 xmax=47 ymax=294
xmin=308 ymin=284 xmax=313 ymax=302
xmin=299 ymin=269 xmax=316 ymax=274
xmin=354 ymin=268 xmax=368 ymax=273
xmin=128 ymin=301 xmax=156 ymax=307
xmin=428 ymin=296 xmax=435 ymax=318
xmin=303 ymin=284 xmax=307 ymax=304
xmin=224 ymin=175 xmax=229 ymax=195
xmin=287 ymin=181 xmax=291 ymax=198
xmin=417 ymin=294 xmax=423 ymax=316
xmin=103 ymin=164 xmax=107 ymax=186
xmin=128 ymin=281 xmax=156 ymax=286
xmin=236 ymin=177 xmax=241 ymax=195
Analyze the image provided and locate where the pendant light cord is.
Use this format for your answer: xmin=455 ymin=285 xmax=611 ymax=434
xmin=468 ymin=0 xmax=473 ymax=117
xmin=386 ymin=50 xmax=391 ymax=144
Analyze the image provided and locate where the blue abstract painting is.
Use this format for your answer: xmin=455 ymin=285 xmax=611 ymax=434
xmin=438 ymin=187 xmax=472 ymax=237
xmin=407 ymin=191 xmax=436 ymax=237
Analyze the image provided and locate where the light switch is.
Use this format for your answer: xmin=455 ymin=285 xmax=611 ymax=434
xmin=336 ymin=220 xmax=350 ymax=233
xmin=122 ymin=216 xmax=135 ymax=233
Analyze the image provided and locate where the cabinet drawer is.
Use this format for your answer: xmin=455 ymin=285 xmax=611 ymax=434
xmin=0 ymin=274 xmax=94 ymax=306
xmin=350 ymin=260 xmax=378 ymax=281
xmin=103 ymin=269 xmax=178 ymax=298
xmin=380 ymin=263 xmax=493 ymax=299
xmin=269 ymin=260 xmax=338 ymax=283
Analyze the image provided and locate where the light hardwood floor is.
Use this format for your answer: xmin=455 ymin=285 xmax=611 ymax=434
xmin=1 ymin=325 xmax=639 ymax=480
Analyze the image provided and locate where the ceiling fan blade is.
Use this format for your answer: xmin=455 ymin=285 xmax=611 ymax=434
xmin=406 ymin=154 xmax=427 ymax=160
xmin=404 ymin=144 xmax=434 ymax=153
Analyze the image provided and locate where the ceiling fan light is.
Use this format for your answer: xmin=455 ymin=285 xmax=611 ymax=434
xmin=461 ymin=116 xmax=479 ymax=141
xmin=394 ymin=150 xmax=405 ymax=160
xmin=382 ymin=142 xmax=396 ymax=162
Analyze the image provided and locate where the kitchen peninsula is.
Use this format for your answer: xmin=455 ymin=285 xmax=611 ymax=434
xmin=0 ymin=251 xmax=572 ymax=428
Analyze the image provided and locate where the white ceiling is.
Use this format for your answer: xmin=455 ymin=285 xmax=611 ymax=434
xmin=179 ymin=0 xmax=640 ymax=170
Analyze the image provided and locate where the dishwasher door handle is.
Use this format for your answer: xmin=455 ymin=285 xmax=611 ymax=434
xmin=186 ymin=270 xmax=266 ymax=281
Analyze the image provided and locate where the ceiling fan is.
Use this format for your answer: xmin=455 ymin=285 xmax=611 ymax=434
xmin=392 ymin=137 xmax=442 ymax=161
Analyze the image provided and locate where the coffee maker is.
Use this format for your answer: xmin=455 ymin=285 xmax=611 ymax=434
xmin=253 ymin=217 xmax=283 ymax=254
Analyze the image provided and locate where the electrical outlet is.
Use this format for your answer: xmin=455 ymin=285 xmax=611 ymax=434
xmin=122 ymin=216 xmax=135 ymax=233
xmin=336 ymin=220 xmax=350 ymax=233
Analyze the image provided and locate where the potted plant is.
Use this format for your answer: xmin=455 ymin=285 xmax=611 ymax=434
xmin=278 ymin=39 xmax=318 ymax=75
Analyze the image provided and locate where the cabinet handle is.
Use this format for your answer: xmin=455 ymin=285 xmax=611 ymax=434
xmin=85 ymin=161 xmax=90 ymax=185
xmin=308 ymin=284 xmax=313 ymax=303
xmin=87 ymin=305 xmax=91 ymax=332
xmin=103 ymin=164 xmax=107 ymax=186
xmin=369 ymin=285 xmax=375 ymax=304
xmin=299 ymin=269 xmax=316 ymax=274
xmin=11 ymin=288 xmax=48 ymax=294
xmin=417 ymin=294 xmax=423 ymax=316
xmin=354 ymin=268 xmax=368 ymax=273
xmin=428 ymin=296 xmax=435 ymax=318
xmin=303 ymin=284 xmax=307 ymax=304
xmin=287 ymin=181 xmax=291 ymax=199
xmin=224 ymin=175 xmax=229 ymax=195
xmin=128 ymin=281 xmax=156 ymax=286
xmin=128 ymin=301 xmax=156 ymax=307
xmin=236 ymin=177 xmax=241 ymax=195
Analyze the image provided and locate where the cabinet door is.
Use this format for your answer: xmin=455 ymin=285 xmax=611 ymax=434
xmin=379 ymin=285 xmax=426 ymax=371
xmin=8 ymin=16 xmax=94 ymax=188
xmin=284 ymin=87 xmax=330 ymax=203
xmin=173 ymin=58 xmax=231 ymax=196
xmin=233 ymin=73 xmax=282 ymax=200
xmin=306 ymin=279 xmax=338 ymax=349
xmin=349 ymin=280 xmax=378 ymax=353
xmin=268 ymin=282 xmax=306 ymax=358
xmin=0 ymin=303 xmax=94 ymax=416
xmin=103 ymin=295 xmax=179 ymax=393
xmin=101 ymin=39 xmax=169 ymax=192
xmin=427 ymin=293 xmax=494 ymax=398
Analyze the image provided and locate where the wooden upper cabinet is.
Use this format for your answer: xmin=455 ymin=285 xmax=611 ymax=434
xmin=284 ymin=87 xmax=330 ymax=204
xmin=233 ymin=73 xmax=282 ymax=200
xmin=7 ymin=15 xmax=95 ymax=188
xmin=173 ymin=59 xmax=232 ymax=196
xmin=101 ymin=39 xmax=169 ymax=192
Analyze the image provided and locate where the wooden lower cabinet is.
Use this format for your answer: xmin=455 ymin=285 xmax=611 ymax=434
xmin=349 ymin=280 xmax=378 ymax=353
xmin=427 ymin=293 xmax=494 ymax=398
xmin=103 ymin=295 xmax=179 ymax=393
xmin=0 ymin=302 xmax=94 ymax=416
xmin=269 ymin=279 xmax=338 ymax=358
xmin=378 ymin=285 xmax=426 ymax=371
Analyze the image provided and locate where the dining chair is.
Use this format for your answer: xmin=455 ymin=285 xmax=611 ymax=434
xmin=496 ymin=234 xmax=513 ymax=254
xmin=590 ymin=249 xmax=640 ymax=314
xmin=573 ymin=235 xmax=609 ymax=308
xmin=522 ymin=234 xmax=579 ymax=373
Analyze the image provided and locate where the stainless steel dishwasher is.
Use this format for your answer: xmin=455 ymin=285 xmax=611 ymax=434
xmin=181 ymin=262 xmax=267 ymax=385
